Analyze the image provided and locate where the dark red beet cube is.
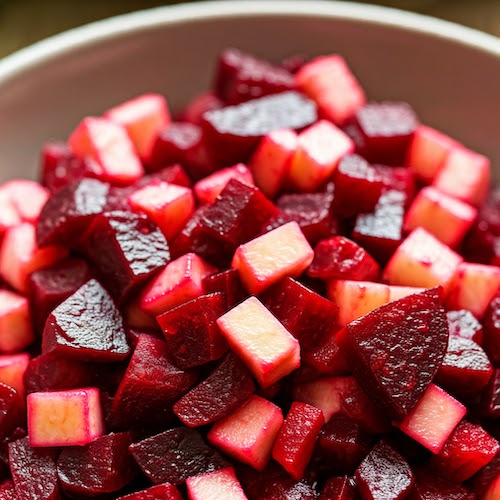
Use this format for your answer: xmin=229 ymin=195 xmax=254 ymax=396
xmin=202 ymin=268 xmax=246 ymax=309
xmin=431 ymin=420 xmax=499 ymax=482
xmin=111 ymin=335 xmax=197 ymax=430
xmin=9 ymin=437 xmax=60 ymax=500
xmin=28 ymin=257 xmax=91 ymax=334
xmin=320 ymin=476 xmax=357 ymax=500
xmin=333 ymin=154 xmax=383 ymax=218
xmin=374 ymin=165 xmax=416 ymax=206
xmin=338 ymin=287 xmax=448 ymax=420
xmin=307 ymin=236 xmax=379 ymax=281
xmin=447 ymin=309 xmax=483 ymax=345
xmin=201 ymin=90 xmax=317 ymax=164
xmin=481 ymin=369 xmax=500 ymax=419
xmin=136 ymin=163 xmax=192 ymax=189
xmin=36 ymin=177 xmax=110 ymax=246
xmin=356 ymin=440 xmax=414 ymax=500
xmin=173 ymin=353 xmax=255 ymax=427
xmin=412 ymin=466 xmax=475 ymax=499
xmin=156 ymin=292 xmax=227 ymax=369
xmin=42 ymin=279 xmax=130 ymax=362
xmin=214 ymin=47 xmax=295 ymax=104
xmin=484 ymin=292 xmax=500 ymax=366
xmin=349 ymin=101 xmax=419 ymax=165
xmin=57 ymin=432 xmax=137 ymax=496
xmin=0 ymin=480 xmax=17 ymax=500
xmin=0 ymin=384 xmax=22 ymax=441
xmin=81 ymin=210 xmax=170 ymax=303
xmin=129 ymin=427 xmax=228 ymax=485
xmin=117 ymin=483 xmax=183 ymax=499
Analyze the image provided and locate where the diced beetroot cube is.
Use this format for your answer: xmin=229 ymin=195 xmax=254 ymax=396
xmin=28 ymin=258 xmax=91 ymax=333
xmin=447 ymin=309 xmax=483 ymax=345
xmin=249 ymin=128 xmax=297 ymax=198
xmin=180 ymin=91 xmax=224 ymax=125
xmin=118 ymin=483 xmax=183 ymax=500
xmin=296 ymin=54 xmax=366 ymax=126
xmin=130 ymin=427 xmax=228 ymax=485
xmin=208 ymin=395 xmax=283 ymax=471
xmin=111 ymin=335 xmax=196 ymax=430
xmin=0 ymin=290 xmax=34 ymax=353
xmin=288 ymin=120 xmax=354 ymax=192
xmin=36 ymin=177 xmax=110 ymax=246
xmin=157 ymin=292 xmax=227 ymax=369
xmin=202 ymin=268 xmax=246 ymax=309
xmin=57 ymin=432 xmax=137 ymax=495
xmin=431 ymin=420 xmax=500 ymax=482
xmin=217 ymin=296 xmax=300 ymax=388
xmin=338 ymin=288 xmax=448 ymax=420
xmin=272 ymin=402 xmax=324 ymax=480
xmin=128 ymin=181 xmax=194 ymax=241
xmin=0 ymin=383 xmax=22 ymax=441
xmin=308 ymin=236 xmax=379 ymax=281
xmin=201 ymin=91 xmax=317 ymax=165
xmin=194 ymin=163 xmax=254 ymax=205
xmin=173 ymin=353 xmax=255 ymax=427
xmin=232 ymin=221 xmax=313 ymax=295
xmin=0 ymin=353 xmax=30 ymax=397
xmin=9 ymin=437 xmax=60 ymax=500
xmin=383 ymin=228 xmax=463 ymax=295
xmin=320 ymin=476 xmax=357 ymax=500
xmin=27 ymin=387 xmax=104 ymax=447
xmin=137 ymin=163 xmax=192 ymax=188
xmin=484 ymin=292 xmax=500 ymax=366
xmin=68 ymin=116 xmax=144 ymax=185
xmin=186 ymin=466 xmax=248 ymax=500
xmin=481 ymin=370 xmax=500 ymax=419
xmin=140 ymin=252 xmax=216 ymax=316
xmin=0 ymin=480 xmax=17 ymax=500
xmin=412 ymin=466 xmax=475 ymax=500
xmin=0 ymin=223 xmax=68 ymax=294
xmin=356 ymin=440 xmax=414 ymax=500
xmin=104 ymin=93 xmax=170 ymax=160
xmin=374 ymin=164 xmax=416 ymax=205
xmin=214 ymin=48 xmax=295 ymax=104
xmin=42 ymin=279 xmax=129 ymax=362
xmin=404 ymin=186 xmax=477 ymax=248
xmin=0 ymin=180 xmax=49 ymax=225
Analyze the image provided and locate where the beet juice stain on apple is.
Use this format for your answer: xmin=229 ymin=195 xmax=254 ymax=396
xmin=0 ymin=45 xmax=498 ymax=499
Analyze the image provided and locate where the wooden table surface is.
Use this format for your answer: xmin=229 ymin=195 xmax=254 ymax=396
xmin=0 ymin=0 xmax=499 ymax=60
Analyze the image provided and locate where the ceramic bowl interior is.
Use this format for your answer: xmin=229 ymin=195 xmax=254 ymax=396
xmin=0 ymin=0 xmax=498 ymax=182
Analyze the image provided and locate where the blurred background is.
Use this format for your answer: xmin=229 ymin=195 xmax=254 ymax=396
xmin=0 ymin=0 xmax=499 ymax=59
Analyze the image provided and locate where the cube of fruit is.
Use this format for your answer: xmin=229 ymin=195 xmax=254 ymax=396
xmin=272 ymin=402 xmax=324 ymax=480
xmin=249 ymin=129 xmax=297 ymax=198
xmin=104 ymin=93 xmax=170 ymax=160
xmin=208 ymin=395 xmax=283 ymax=471
xmin=0 ymin=179 xmax=49 ymax=224
xmin=186 ymin=467 xmax=248 ymax=500
xmin=216 ymin=297 xmax=300 ymax=387
xmin=446 ymin=263 xmax=500 ymax=319
xmin=404 ymin=186 xmax=477 ymax=248
xmin=117 ymin=483 xmax=183 ymax=500
xmin=288 ymin=120 xmax=354 ymax=192
xmin=0 ymin=353 xmax=30 ymax=396
xmin=383 ymin=227 xmax=463 ymax=294
xmin=128 ymin=181 xmax=195 ymax=241
xmin=27 ymin=387 xmax=104 ymax=447
xmin=0 ymin=222 xmax=68 ymax=293
xmin=398 ymin=384 xmax=466 ymax=453
xmin=140 ymin=253 xmax=217 ymax=316
xmin=68 ymin=116 xmax=144 ymax=185
xmin=295 ymin=54 xmax=366 ymax=125
xmin=0 ymin=290 xmax=34 ymax=353
xmin=193 ymin=163 xmax=254 ymax=205
xmin=433 ymin=147 xmax=490 ymax=206
xmin=232 ymin=221 xmax=313 ymax=295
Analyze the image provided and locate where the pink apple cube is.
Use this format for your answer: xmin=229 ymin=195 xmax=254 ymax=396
xmin=140 ymin=253 xmax=217 ymax=316
xmin=388 ymin=285 xmax=427 ymax=302
xmin=249 ymin=128 xmax=297 ymax=198
xmin=383 ymin=227 xmax=463 ymax=295
xmin=432 ymin=147 xmax=490 ymax=206
xmin=232 ymin=221 xmax=313 ymax=295
xmin=0 ymin=222 xmax=68 ymax=293
xmin=404 ymin=186 xmax=477 ymax=248
xmin=0 ymin=353 xmax=30 ymax=396
xmin=128 ymin=181 xmax=195 ymax=241
xmin=406 ymin=125 xmax=458 ymax=183
xmin=0 ymin=180 xmax=49 ymax=224
xmin=27 ymin=387 xmax=104 ymax=447
xmin=295 ymin=55 xmax=366 ymax=125
xmin=217 ymin=296 xmax=300 ymax=387
xmin=398 ymin=384 xmax=466 ymax=453
xmin=288 ymin=120 xmax=354 ymax=192
xmin=327 ymin=280 xmax=390 ymax=327
xmin=68 ymin=116 xmax=143 ymax=185
xmin=447 ymin=263 xmax=500 ymax=319
xmin=208 ymin=395 xmax=283 ymax=471
xmin=104 ymin=93 xmax=170 ymax=160
xmin=186 ymin=467 xmax=248 ymax=500
xmin=194 ymin=163 xmax=254 ymax=205
xmin=0 ymin=290 xmax=35 ymax=353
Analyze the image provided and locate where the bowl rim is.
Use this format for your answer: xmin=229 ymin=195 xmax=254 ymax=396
xmin=0 ymin=0 xmax=499 ymax=86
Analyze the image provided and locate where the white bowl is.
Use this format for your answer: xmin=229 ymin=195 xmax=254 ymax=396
xmin=0 ymin=0 xmax=499 ymax=182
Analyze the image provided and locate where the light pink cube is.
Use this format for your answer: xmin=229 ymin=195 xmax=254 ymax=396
xmin=0 ymin=180 xmax=49 ymax=224
xmin=0 ymin=290 xmax=34 ymax=353
xmin=186 ymin=467 xmax=248 ymax=500
xmin=0 ymin=352 xmax=30 ymax=395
